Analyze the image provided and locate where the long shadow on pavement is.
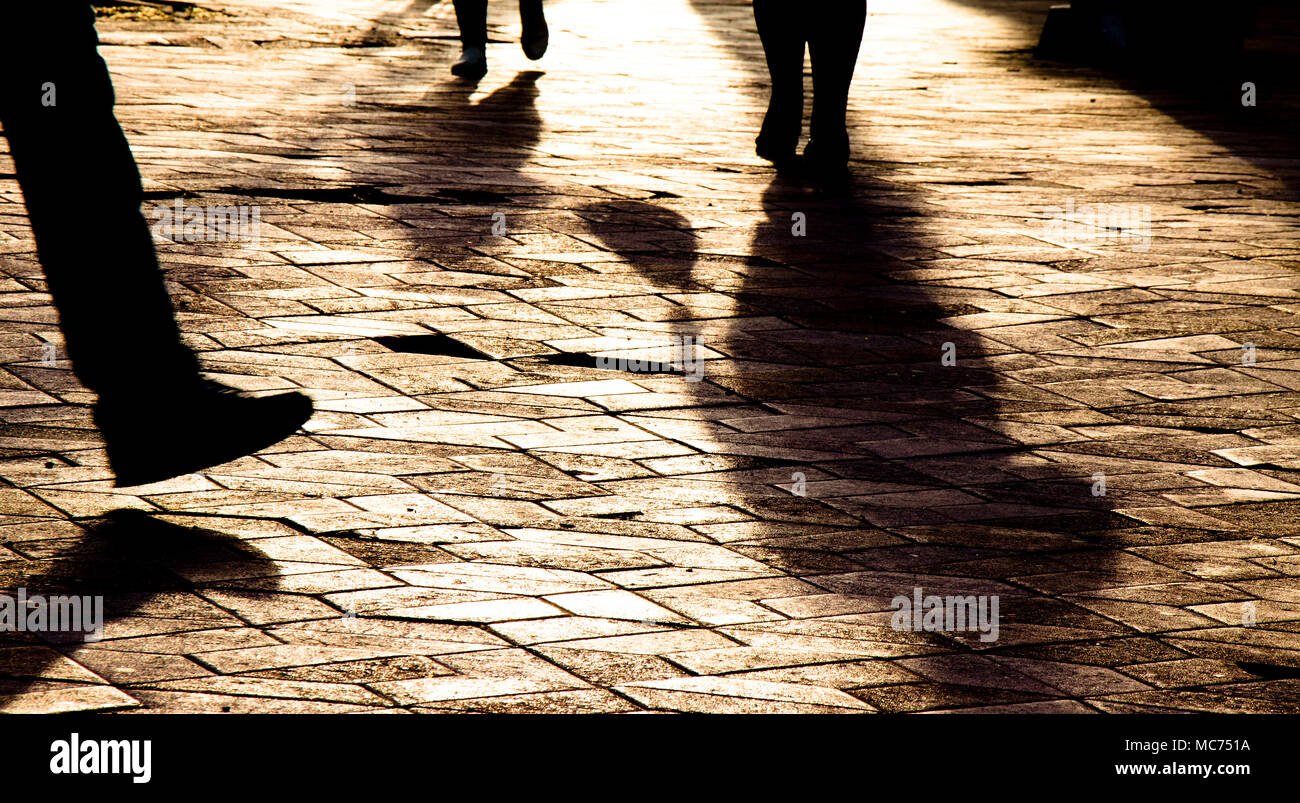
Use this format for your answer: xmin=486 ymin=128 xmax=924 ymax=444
xmin=0 ymin=510 xmax=282 ymax=712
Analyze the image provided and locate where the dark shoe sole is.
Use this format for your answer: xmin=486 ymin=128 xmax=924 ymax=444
xmin=756 ymin=133 xmax=799 ymax=164
xmin=803 ymin=138 xmax=851 ymax=174
xmin=451 ymin=60 xmax=488 ymax=79
xmin=98 ymin=390 xmax=313 ymax=487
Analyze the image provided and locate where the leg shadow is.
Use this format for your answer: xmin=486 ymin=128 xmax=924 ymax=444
xmin=0 ymin=510 xmax=281 ymax=710
xmin=440 ymin=69 xmax=545 ymax=164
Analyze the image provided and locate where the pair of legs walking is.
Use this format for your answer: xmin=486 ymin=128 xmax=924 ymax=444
xmin=451 ymin=0 xmax=549 ymax=79
xmin=753 ymin=0 xmax=868 ymax=170
xmin=1 ymin=6 xmax=312 ymax=487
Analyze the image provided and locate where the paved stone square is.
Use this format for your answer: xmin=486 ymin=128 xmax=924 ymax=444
xmin=1 ymin=0 xmax=1299 ymax=713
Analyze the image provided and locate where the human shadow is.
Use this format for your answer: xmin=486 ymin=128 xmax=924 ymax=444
xmin=289 ymin=0 xmax=1130 ymax=658
xmin=440 ymin=69 xmax=545 ymax=170
xmin=0 ymin=510 xmax=281 ymax=709
xmin=573 ymin=154 xmax=1130 ymax=653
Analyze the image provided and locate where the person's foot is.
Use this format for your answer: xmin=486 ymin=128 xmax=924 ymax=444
xmin=95 ymin=380 xmax=313 ymax=487
xmin=520 ymin=0 xmax=548 ymax=60
xmin=802 ymin=134 xmax=851 ymax=174
xmin=451 ymin=45 xmax=488 ymax=79
xmin=756 ymin=128 xmax=798 ymax=164
xmin=755 ymin=99 xmax=801 ymax=164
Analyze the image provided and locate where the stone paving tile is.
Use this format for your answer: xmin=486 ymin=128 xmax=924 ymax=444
xmin=0 ymin=646 xmax=108 ymax=684
xmin=853 ymin=682 xmax=1054 ymax=714
xmin=247 ymin=654 xmax=455 ymax=684
xmin=0 ymin=680 xmax=139 ymax=714
xmin=618 ymin=676 xmax=875 ymax=713
xmin=196 ymin=643 xmax=412 ymax=674
xmin=145 ymin=675 xmax=390 ymax=706
xmin=1117 ymin=657 xmax=1259 ymax=689
xmin=944 ymin=700 xmax=1097 ymax=714
xmin=122 ymin=690 xmax=374 ymax=714
xmin=986 ymin=656 xmax=1152 ymax=696
xmin=63 ymin=648 xmax=215 ymax=686
xmin=667 ymin=646 xmax=879 ymax=676
xmin=2 ymin=0 xmax=1299 ymax=712
xmin=490 ymin=615 xmax=673 ymax=646
xmin=415 ymin=688 xmax=639 ymax=713
xmin=726 ymin=659 xmax=920 ymax=689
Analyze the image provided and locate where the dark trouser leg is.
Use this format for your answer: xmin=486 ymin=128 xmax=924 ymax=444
xmin=451 ymin=0 xmax=490 ymax=78
xmin=0 ymin=5 xmax=201 ymax=400
xmin=519 ymin=0 xmax=548 ymax=60
xmin=752 ymin=0 xmax=806 ymax=160
xmin=1 ymin=7 xmax=313 ymax=487
xmin=453 ymin=0 xmax=489 ymax=47
xmin=806 ymin=0 xmax=867 ymax=161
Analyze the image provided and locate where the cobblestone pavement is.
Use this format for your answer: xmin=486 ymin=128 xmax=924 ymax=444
xmin=2 ymin=0 xmax=1299 ymax=713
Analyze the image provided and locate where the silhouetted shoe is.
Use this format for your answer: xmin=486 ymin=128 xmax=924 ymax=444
xmin=451 ymin=45 xmax=488 ymax=79
xmin=755 ymin=102 xmax=800 ymax=164
xmin=803 ymin=135 xmax=851 ymax=174
xmin=520 ymin=0 xmax=548 ymax=60
xmin=95 ymin=380 xmax=313 ymax=487
xmin=756 ymin=130 xmax=798 ymax=164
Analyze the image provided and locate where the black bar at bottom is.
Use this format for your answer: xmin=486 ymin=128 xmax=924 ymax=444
xmin=3 ymin=713 xmax=1286 ymax=791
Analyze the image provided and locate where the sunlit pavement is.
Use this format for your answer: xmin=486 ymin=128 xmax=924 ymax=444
xmin=1 ymin=0 xmax=1299 ymax=713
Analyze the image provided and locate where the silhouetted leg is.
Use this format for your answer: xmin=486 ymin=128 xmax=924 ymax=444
xmin=1 ymin=5 xmax=200 ymax=397
xmin=451 ymin=0 xmax=489 ymax=78
xmin=753 ymin=0 xmax=806 ymax=162
xmin=519 ymin=0 xmax=548 ymax=60
xmin=453 ymin=0 xmax=489 ymax=46
xmin=806 ymin=0 xmax=866 ymax=169
xmin=1 ymin=6 xmax=313 ymax=487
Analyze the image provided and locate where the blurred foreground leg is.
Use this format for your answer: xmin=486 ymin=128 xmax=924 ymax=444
xmin=520 ymin=0 xmax=548 ymax=60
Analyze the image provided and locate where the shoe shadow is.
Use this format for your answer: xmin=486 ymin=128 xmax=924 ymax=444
xmin=0 ymin=510 xmax=282 ymax=711
xmin=440 ymin=69 xmax=545 ymax=163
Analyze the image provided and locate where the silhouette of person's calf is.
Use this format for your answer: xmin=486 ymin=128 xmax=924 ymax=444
xmin=753 ymin=0 xmax=867 ymax=172
xmin=0 ymin=6 xmax=312 ymax=487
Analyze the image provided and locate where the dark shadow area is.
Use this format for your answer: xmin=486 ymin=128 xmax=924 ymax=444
xmin=291 ymin=0 xmax=1135 ymax=667
xmin=0 ymin=510 xmax=280 ymax=708
xmin=944 ymin=0 xmax=1300 ymax=196
xmin=61 ymin=0 xmax=1296 ymax=708
xmin=573 ymin=164 xmax=1132 ymax=661
xmin=377 ymin=333 xmax=494 ymax=359
xmin=440 ymin=69 xmax=545 ymax=166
